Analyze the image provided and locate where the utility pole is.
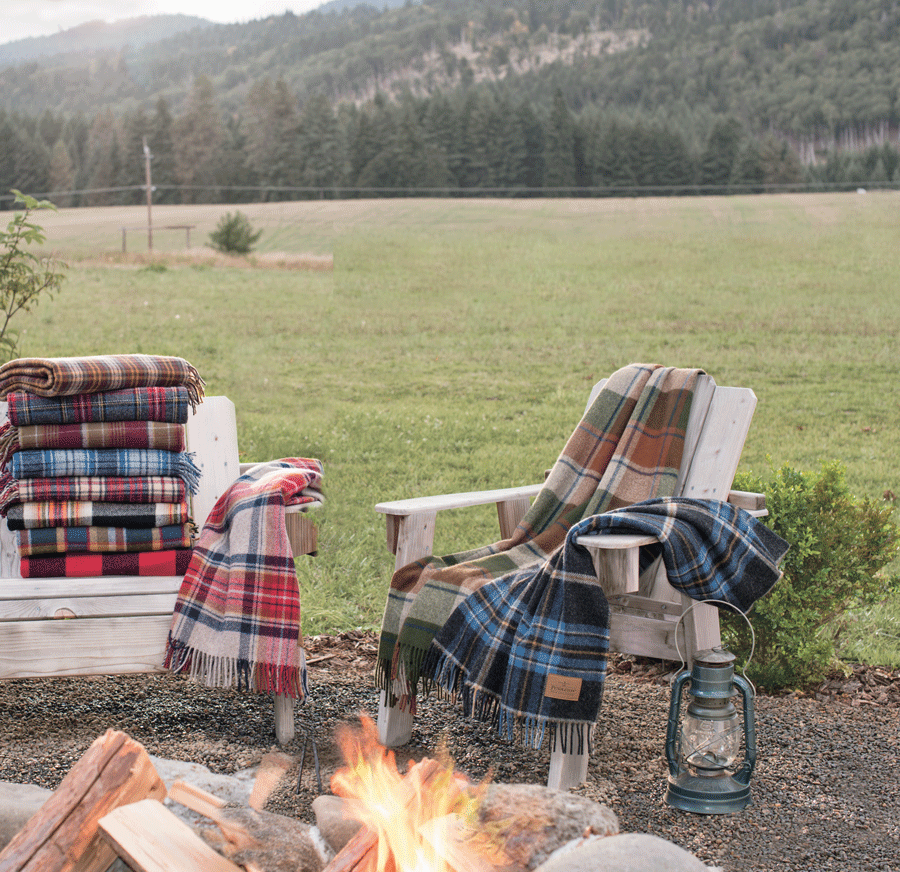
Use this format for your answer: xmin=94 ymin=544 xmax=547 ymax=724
xmin=143 ymin=136 xmax=153 ymax=252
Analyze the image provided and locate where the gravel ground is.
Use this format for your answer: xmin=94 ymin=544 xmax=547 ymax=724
xmin=1 ymin=631 xmax=898 ymax=872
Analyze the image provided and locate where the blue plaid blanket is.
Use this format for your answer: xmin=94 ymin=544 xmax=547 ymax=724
xmin=7 ymin=448 xmax=201 ymax=494
xmin=424 ymin=498 xmax=788 ymax=752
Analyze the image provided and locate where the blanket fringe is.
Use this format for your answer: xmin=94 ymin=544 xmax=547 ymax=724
xmin=178 ymin=452 xmax=202 ymax=494
xmin=185 ymin=364 xmax=205 ymax=412
xmin=425 ymin=645 xmax=592 ymax=753
xmin=164 ymin=638 xmax=307 ymax=700
xmin=0 ymin=471 xmax=19 ymax=516
xmin=0 ymin=423 xmax=17 ymax=469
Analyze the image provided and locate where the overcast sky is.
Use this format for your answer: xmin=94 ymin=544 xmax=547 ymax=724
xmin=3 ymin=1 xmax=325 ymax=44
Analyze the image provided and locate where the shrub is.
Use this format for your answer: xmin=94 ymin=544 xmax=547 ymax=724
xmin=0 ymin=191 xmax=66 ymax=363
xmin=724 ymin=462 xmax=900 ymax=690
xmin=208 ymin=211 xmax=262 ymax=255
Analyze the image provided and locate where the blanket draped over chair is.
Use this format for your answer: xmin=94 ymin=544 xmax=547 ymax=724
xmin=424 ymin=497 xmax=789 ymax=752
xmin=165 ymin=458 xmax=324 ymax=699
xmin=376 ymin=363 xmax=702 ymax=708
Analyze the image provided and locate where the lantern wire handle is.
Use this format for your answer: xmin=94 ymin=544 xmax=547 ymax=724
xmin=673 ymin=600 xmax=757 ymax=696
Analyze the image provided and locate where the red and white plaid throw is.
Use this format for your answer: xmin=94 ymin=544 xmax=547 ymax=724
xmin=165 ymin=458 xmax=324 ymax=699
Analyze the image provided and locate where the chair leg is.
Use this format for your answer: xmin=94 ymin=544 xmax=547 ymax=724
xmin=547 ymin=745 xmax=590 ymax=791
xmin=274 ymin=694 xmax=295 ymax=744
xmin=376 ymin=690 xmax=413 ymax=747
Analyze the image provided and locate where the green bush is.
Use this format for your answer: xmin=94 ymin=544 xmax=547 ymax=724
xmin=207 ymin=211 xmax=262 ymax=255
xmin=724 ymin=462 xmax=900 ymax=690
xmin=0 ymin=191 xmax=66 ymax=362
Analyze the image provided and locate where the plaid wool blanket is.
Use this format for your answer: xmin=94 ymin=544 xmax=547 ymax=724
xmin=16 ymin=523 xmax=196 ymax=556
xmin=0 ymin=474 xmax=187 ymax=512
xmin=377 ymin=363 xmax=701 ymax=706
xmin=6 ymin=500 xmax=190 ymax=530
xmin=165 ymin=458 xmax=324 ymax=699
xmin=5 ymin=386 xmax=195 ymax=427
xmin=0 ymin=420 xmax=185 ymax=465
xmin=8 ymin=448 xmax=201 ymax=493
xmin=0 ymin=354 xmax=204 ymax=408
xmin=20 ymin=549 xmax=194 ymax=578
xmin=424 ymin=498 xmax=789 ymax=751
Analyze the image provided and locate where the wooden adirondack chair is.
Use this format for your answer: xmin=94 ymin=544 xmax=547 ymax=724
xmin=0 ymin=396 xmax=320 ymax=744
xmin=374 ymin=373 xmax=767 ymax=790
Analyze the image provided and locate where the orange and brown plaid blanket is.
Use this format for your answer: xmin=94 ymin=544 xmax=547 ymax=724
xmin=0 ymin=354 xmax=204 ymax=408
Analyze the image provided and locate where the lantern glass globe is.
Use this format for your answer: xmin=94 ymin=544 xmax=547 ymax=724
xmin=680 ymin=710 xmax=743 ymax=773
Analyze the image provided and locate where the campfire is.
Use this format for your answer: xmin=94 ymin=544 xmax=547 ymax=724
xmin=326 ymin=716 xmax=508 ymax=872
xmin=0 ymin=722 xmax=621 ymax=872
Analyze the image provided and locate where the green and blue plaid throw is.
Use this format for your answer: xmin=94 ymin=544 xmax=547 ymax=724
xmin=424 ymin=497 xmax=789 ymax=752
xmin=377 ymin=363 xmax=701 ymax=707
xmin=17 ymin=523 xmax=196 ymax=556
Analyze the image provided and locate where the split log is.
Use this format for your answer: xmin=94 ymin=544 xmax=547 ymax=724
xmin=248 ymin=751 xmax=294 ymax=811
xmin=168 ymin=781 xmax=325 ymax=872
xmin=0 ymin=729 xmax=166 ymax=872
xmin=98 ymin=799 xmax=242 ymax=872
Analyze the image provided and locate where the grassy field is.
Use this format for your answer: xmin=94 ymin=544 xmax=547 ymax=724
xmin=17 ymin=193 xmax=900 ymax=664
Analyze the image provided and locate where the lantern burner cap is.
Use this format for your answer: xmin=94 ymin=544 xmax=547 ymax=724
xmin=693 ymin=647 xmax=736 ymax=668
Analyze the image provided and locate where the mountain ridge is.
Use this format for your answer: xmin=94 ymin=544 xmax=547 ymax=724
xmin=0 ymin=14 xmax=214 ymax=65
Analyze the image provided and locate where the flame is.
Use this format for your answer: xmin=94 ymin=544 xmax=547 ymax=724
xmin=331 ymin=716 xmax=507 ymax=872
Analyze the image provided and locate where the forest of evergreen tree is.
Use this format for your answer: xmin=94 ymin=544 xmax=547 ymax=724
xmin=2 ymin=75 xmax=899 ymax=209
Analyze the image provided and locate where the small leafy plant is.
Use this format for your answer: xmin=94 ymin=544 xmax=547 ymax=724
xmin=208 ymin=211 xmax=263 ymax=255
xmin=0 ymin=191 xmax=66 ymax=363
xmin=725 ymin=462 xmax=900 ymax=690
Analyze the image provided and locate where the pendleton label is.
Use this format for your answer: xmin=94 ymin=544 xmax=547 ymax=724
xmin=544 ymin=674 xmax=582 ymax=701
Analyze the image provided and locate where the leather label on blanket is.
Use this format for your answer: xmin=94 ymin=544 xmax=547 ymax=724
xmin=545 ymin=674 xmax=582 ymax=701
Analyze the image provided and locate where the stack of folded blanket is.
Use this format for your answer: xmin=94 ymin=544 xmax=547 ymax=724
xmin=0 ymin=354 xmax=205 ymax=579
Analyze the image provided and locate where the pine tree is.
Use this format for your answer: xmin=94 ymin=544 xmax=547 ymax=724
xmin=174 ymin=76 xmax=226 ymax=204
xmin=13 ymin=128 xmax=51 ymax=200
xmin=48 ymin=140 xmax=76 ymax=207
xmin=149 ymin=99 xmax=177 ymax=204
xmin=299 ymin=93 xmax=339 ymax=195
xmin=83 ymin=110 xmax=118 ymax=206
xmin=698 ymin=118 xmax=744 ymax=191
xmin=0 ymin=114 xmax=17 ymax=210
xmin=116 ymin=108 xmax=151 ymax=205
xmin=543 ymin=88 xmax=576 ymax=190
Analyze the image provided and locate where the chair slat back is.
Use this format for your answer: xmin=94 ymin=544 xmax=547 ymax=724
xmin=584 ymin=374 xmax=755 ymax=501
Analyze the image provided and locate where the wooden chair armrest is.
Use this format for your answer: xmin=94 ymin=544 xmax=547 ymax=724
xmin=727 ymin=490 xmax=768 ymax=517
xmin=574 ymin=532 xmax=660 ymax=596
xmin=377 ymin=484 xmax=542 ymax=571
xmin=375 ymin=484 xmax=542 ymax=517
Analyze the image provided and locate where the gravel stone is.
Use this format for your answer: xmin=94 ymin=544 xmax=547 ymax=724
xmin=0 ymin=634 xmax=896 ymax=872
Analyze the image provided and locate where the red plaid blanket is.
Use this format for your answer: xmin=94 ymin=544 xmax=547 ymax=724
xmin=0 ymin=421 xmax=185 ymax=465
xmin=0 ymin=354 xmax=204 ymax=408
xmin=165 ymin=458 xmax=324 ymax=699
xmin=21 ymin=549 xmax=194 ymax=578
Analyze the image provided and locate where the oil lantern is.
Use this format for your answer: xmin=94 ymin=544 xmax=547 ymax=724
xmin=664 ymin=646 xmax=756 ymax=814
